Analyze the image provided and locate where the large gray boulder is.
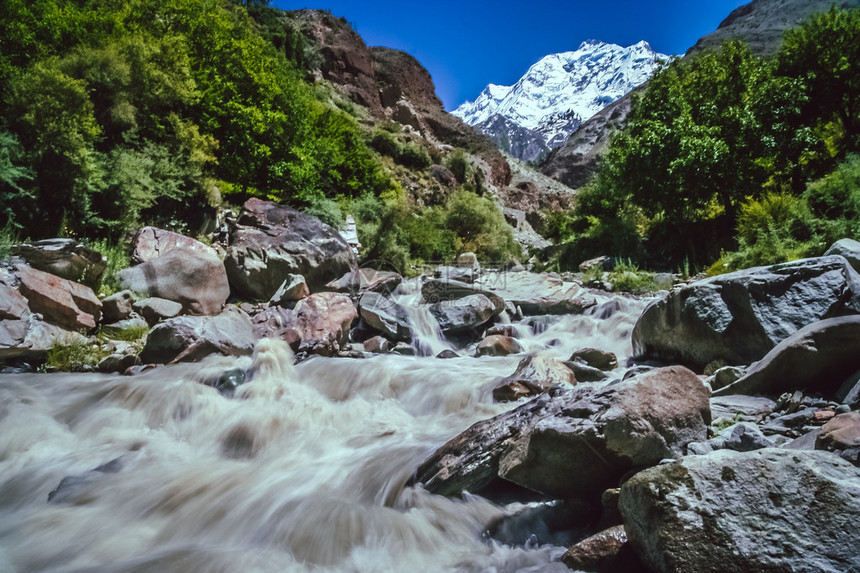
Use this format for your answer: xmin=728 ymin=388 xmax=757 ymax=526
xmin=252 ymin=292 xmax=357 ymax=356
xmin=139 ymin=306 xmax=256 ymax=364
xmin=714 ymin=316 xmax=860 ymax=397
xmin=118 ymin=247 xmax=229 ymax=316
xmin=620 ymin=449 xmax=860 ymax=573
xmin=359 ymin=292 xmax=413 ymax=342
xmin=12 ymin=238 xmax=105 ymax=289
xmin=412 ymin=366 xmax=709 ymax=501
xmin=224 ymin=198 xmax=358 ymax=299
xmin=633 ymin=256 xmax=860 ymax=369
xmin=825 ymin=238 xmax=860 ymax=274
xmin=421 ymin=278 xmax=505 ymax=316
xmin=474 ymin=271 xmax=596 ymax=315
xmin=428 ymin=293 xmax=497 ymax=333
xmin=130 ymin=226 xmax=217 ymax=264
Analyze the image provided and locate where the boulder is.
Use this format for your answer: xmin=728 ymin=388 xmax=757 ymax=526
xmin=130 ymin=226 xmax=217 ymax=264
xmin=100 ymin=290 xmax=135 ymax=323
xmin=619 ymin=449 xmax=860 ymax=573
xmin=358 ymin=268 xmax=402 ymax=294
xmin=428 ymin=293 xmax=496 ymax=333
xmin=564 ymin=360 xmax=608 ymax=383
xmin=12 ymin=238 xmax=105 ymax=289
xmin=492 ymin=354 xmax=576 ymax=402
xmin=709 ymin=395 xmax=776 ymax=422
xmin=99 ymin=315 xmax=148 ymax=338
xmin=224 ymin=198 xmax=358 ymax=299
xmin=633 ymin=256 xmax=860 ymax=369
xmin=269 ymin=274 xmax=309 ymax=306
xmin=412 ymin=366 xmax=709 ymax=501
xmin=578 ymin=256 xmax=611 ymax=273
xmin=118 ymin=247 xmax=228 ymax=316
xmin=476 ymin=335 xmax=525 ymax=357
xmin=359 ymin=292 xmax=413 ymax=342
xmin=836 ymin=370 xmax=860 ymax=408
xmin=421 ymin=278 xmax=505 ymax=316
xmin=139 ymin=306 xmax=256 ymax=364
xmin=569 ymin=348 xmax=618 ymax=371
xmin=713 ymin=316 xmax=860 ymax=397
xmin=133 ymin=297 xmax=183 ymax=326
xmin=251 ymin=292 xmax=357 ymax=356
xmin=97 ymin=353 xmax=140 ymax=373
xmin=15 ymin=264 xmax=101 ymax=331
xmin=434 ymin=265 xmax=475 ymax=284
xmin=363 ymin=335 xmax=392 ymax=354
xmin=816 ymin=412 xmax=860 ymax=452
xmin=824 ymin=238 xmax=860 ymax=274
xmin=474 ymin=271 xmax=596 ymax=315
xmin=561 ymin=525 xmax=634 ymax=573
xmin=457 ymin=252 xmax=480 ymax=269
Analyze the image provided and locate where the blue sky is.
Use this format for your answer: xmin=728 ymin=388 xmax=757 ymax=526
xmin=272 ymin=1 xmax=751 ymax=110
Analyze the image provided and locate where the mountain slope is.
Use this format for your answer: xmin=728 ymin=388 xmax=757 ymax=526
xmin=454 ymin=41 xmax=669 ymax=162
xmin=540 ymin=0 xmax=860 ymax=189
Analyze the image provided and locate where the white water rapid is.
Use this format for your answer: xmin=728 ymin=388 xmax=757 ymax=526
xmin=0 ymin=295 xmax=648 ymax=573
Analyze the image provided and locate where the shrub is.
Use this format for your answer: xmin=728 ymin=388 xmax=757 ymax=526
xmin=303 ymin=196 xmax=344 ymax=229
xmin=803 ymin=154 xmax=860 ymax=244
xmin=608 ymin=260 xmax=658 ymax=294
xmin=369 ymin=130 xmax=401 ymax=157
xmin=444 ymin=190 xmax=521 ymax=263
xmin=445 ymin=150 xmax=469 ymax=183
xmin=395 ymin=144 xmax=431 ymax=169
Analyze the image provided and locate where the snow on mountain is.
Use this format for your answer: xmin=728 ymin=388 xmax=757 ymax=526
xmin=453 ymin=40 xmax=670 ymax=162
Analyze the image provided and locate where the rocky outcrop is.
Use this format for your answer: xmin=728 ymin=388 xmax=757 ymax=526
xmin=412 ymin=366 xmax=709 ymax=501
xmin=118 ymin=247 xmax=228 ymax=316
xmin=16 ymin=264 xmax=101 ymax=331
xmin=225 ymin=198 xmax=357 ymax=300
xmin=130 ymin=226 xmax=216 ymax=264
xmin=139 ymin=306 xmax=256 ymax=364
xmin=713 ymin=316 xmax=860 ymax=397
xmin=619 ymin=448 xmax=860 ymax=573
xmin=12 ymin=238 xmax=105 ymax=289
xmin=252 ymin=292 xmax=357 ymax=356
xmin=633 ymin=256 xmax=860 ymax=370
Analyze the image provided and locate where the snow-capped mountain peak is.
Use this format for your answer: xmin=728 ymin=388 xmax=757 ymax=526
xmin=453 ymin=40 xmax=670 ymax=162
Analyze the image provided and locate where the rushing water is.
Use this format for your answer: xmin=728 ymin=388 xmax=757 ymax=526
xmin=0 ymin=295 xmax=648 ymax=573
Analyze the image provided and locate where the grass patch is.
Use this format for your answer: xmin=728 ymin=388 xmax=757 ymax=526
xmin=608 ymin=259 xmax=658 ymax=294
xmin=44 ymin=341 xmax=106 ymax=372
xmin=85 ymin=238 xmax=131 ymax=297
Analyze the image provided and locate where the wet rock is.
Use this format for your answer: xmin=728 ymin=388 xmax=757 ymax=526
xmin=824 ymin=237 xmax=860 ymax=273
xmin=101 ymin=290 xmax=134 ymax=323
xmin=16 ymin=264 xmax=101 ymax=331
xmin=269 ymin=274 xmax=309 ymax=306
xmin=714 ymin=316 xmax=860 ymax=398
xmin=619 ymin=449 xmax=860 ymax=573
xmin=564 ymin=360 xmax=608 ymax=382
xmin=436 ymin=349 xmax=459 ymax=359
xmin=97 ymin=353 xmax=140 ymax=373
xmin=493 ymin=354 xmax=576 ymax=402
xmin=569 ymin=348 xmax=617 ymax=371
xmin=412 ymin=366 xmax=709 ymax=502
xmin=225 ymin=198 xmax=357 ymax=299
xmin=252 ymin=292 xmax=357 ymax=356
xmin=474 ymin=271 xmax=596 ymax=315
xmin=633 ymin=256 xmax=860 ymax=370
xmin=208 ymin=368 xmax=246 ymax=396
xmin=429 ymin=294 xmax=496 ymax=333
xmin=13 ymin=238 xmax=105 ymax=289
xmin=359 ymin=292 xmax=412 ymax=342
xmin=390 ymin=342 xmax=415 ymax=356
xmin=561 ymin=525 xmax=636 ymax=573
xmin=363 ymin=335 xmax=392 ymax=354
xmin=130 ymin=226 xmax=216 ymax=264
xmin=140 ymin=306 xmax=256 ymax=364
xmin=133 ymin=297 xmax=183 ymax=326
xmin=476 ymin=335 xmax=525 ymax=357
xmin=48 ymin=458 xmax=123 ymax=504
xmin=118 ymin=247 xmax=228 ymax=316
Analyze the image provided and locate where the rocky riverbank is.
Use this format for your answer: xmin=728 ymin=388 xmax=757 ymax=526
xmin=2 ymin=202 xmax=860 ymax=572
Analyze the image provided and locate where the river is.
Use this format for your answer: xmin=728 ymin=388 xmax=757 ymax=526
xmin=0 ymin=294 xmax=647 ymax=573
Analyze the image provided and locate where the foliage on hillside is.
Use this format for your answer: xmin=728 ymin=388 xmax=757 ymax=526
xmin=0 ymin=0 xmax=519 ymax=267
xmin=549 ymin=7 xmax=860 ymax=272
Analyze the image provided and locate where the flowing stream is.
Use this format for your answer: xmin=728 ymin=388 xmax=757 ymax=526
xmin=0 ymin=294 xmax=648 ymax=573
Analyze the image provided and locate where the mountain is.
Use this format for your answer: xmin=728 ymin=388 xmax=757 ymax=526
xmin=453 ymin=40 xmax=670 ymax=162
xmin=540 ymin=0 xmax=860 ymax=190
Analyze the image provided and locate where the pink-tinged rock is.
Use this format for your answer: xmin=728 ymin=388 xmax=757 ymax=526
xmin=252 ymin=292 xmax=357 ymax=356
xmin=16 ymin=264 xmax=101 ymax=331
xmin=562 ymin=525 xmax=633 ymax=572
xmin=817 ymin=412 xmax=860 ymax=450
xmin=131 ymin=226 xmax=217 ymax=264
